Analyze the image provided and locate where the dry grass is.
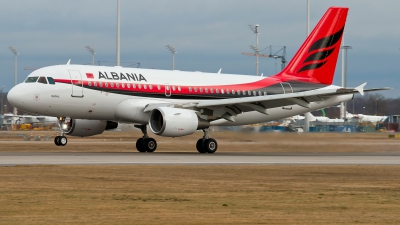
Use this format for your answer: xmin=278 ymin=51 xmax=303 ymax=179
xmin=0 ymin=131 xmax=400 ymax=152
xmin=0 ymin=165 xmax=400 ymax=224
xmin=0 ymin=130 xmax=399 ymax=153
xmin=1 ymin=131 xmax=400 ymax=224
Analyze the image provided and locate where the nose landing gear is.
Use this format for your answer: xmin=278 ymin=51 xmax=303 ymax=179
xmin=54 ymin=117 xmax=68 ymax=146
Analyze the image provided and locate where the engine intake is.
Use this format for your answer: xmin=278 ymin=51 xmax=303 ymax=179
xmin=149 ymin=107 xmax=209 ymax=137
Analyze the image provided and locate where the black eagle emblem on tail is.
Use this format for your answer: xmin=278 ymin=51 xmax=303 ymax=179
xmin=297 ymin=27 xmax=344 ymax=73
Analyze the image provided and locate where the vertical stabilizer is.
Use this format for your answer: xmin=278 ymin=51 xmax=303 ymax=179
xmin=275 ymin=7 xmax=348 ymax=85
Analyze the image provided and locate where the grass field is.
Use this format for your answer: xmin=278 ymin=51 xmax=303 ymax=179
xmin=1 ymin=165 xmax=400 ymax=224
xmin=1 ymin=131 xmax=400 ymax=224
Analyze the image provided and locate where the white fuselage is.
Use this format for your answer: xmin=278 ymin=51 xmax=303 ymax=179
xmin=8 ymin=65 xmax=353 ymax=127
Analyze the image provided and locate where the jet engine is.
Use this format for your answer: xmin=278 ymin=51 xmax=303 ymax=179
xmin=149 ymin=107 xmax=209 ymax=137
xmin=63 ymin=119 xmax=118 ymax=137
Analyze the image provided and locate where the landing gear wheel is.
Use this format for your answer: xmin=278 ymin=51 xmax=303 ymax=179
xmin=54 ymin=136 xmax=61 ymax=146
xmin=204 ymin=138 xmax=217 ymax=154
xmin=196 ymin=139 xmax=206 ymax=153
xmin=59 ymin=136 xmax=67 ymax=146
xmin=145 ymin=138 xmax=157 ymax=152
xmin=135 ymin=125 xmax=158 ymax=153
xmin=136 ymin=138 xmax=146 ymax=152
xmin=54 ymin=136 xmax=68 ymax=146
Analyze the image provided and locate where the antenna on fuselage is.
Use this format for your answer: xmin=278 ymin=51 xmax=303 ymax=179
xmin=66 ymin=59 xmax=71 ymax=65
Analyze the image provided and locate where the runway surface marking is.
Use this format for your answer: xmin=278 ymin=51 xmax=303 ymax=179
xmin=1 ymin=152 xmax=399 ymax=166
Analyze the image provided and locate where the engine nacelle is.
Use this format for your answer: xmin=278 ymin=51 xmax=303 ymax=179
xmin=64 ymin=119 xmax=118 ymax=137
xmin=149 ymin=107 xmax=209 ymax=137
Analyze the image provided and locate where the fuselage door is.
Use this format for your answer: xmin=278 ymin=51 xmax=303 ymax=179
xmin=68 ymin=70 xmax=84 ymax=98
xmin=280 ymin=82 xmax=293 ymax=94
xmin=165 ymin=83 xmax=171 ymax=97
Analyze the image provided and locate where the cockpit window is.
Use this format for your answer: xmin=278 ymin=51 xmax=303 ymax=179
xmin=47 ymin=77 xmax=55 ymax=84
xmin=38 ymin=76 xmax=48 ymax=84
xmin=25 ymin=77 xmax=39 ymax=83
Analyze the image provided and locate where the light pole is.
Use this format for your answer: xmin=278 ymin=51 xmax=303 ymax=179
xmin=9 ymin=46 xmax=18 ymax=116
xmin=85 ymin=45 xmax=96 ymax=65
xmin=304 ymin=1 xmax=311 ymax=132
xmin=0 ymin=86 xmax=4 ymax=115
xmin=376 ymin=98 xmax=379 ymax=116
xmin=9 ymin=47 xmax=18 ymax=87
xmin=341 ymin=45 xmax=352 ymax=119
xmin=116 ymin=0 xmax=120 ymax=66
xmin=166 ymin=45 xmax=177 ymax=70
xmin=363 ymin=106 xmax=365 ymax=115
xmin=248 ymin=24 xmax=259 ymax=76
xmin=307 ymin=0 xmax=310 ymax=35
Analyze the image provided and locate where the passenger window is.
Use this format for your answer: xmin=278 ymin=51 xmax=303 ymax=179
xmin=47 ymin=77 xmax=55 ymax=84
xmin=38 ymin=76 xmax=48 ymax=84
xmin=25 ymin=77 xmax=39 ymax=83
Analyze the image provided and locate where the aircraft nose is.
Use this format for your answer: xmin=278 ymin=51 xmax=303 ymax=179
xmin=7 ymin=84 xmax=27 ymax=109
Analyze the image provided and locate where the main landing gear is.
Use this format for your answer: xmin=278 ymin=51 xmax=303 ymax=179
xmin=135 ymin=125 xmax=157 ymax=152
xmin=54 ymin=117 xmax=68 ymax=146
xmin=134 ymin=126 xmax=217 ymax=153
xmin=196 ymin=128 xmax=218 ymax=154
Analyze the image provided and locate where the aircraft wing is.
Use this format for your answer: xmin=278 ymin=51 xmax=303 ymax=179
xmin=142 ymin=83 xmax=390 ymax=122
xmin=191 ymin=83 xmax=390 ymax=121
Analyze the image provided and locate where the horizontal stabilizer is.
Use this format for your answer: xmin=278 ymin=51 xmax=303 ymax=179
xmin=355 ymin=82 xmax=367 ymax=96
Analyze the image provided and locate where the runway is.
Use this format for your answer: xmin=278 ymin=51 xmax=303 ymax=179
xmin=1 ymin=152 xmax=400 ymax=166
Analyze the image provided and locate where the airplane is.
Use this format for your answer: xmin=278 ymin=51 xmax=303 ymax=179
xmin=290 ymin=114 xmax=344 ymax=123
xmin=7 ymin=7 xmax=389 ymax=153
xmin=1 ymin=113 xmax=57 ymax=124
xmin=346 ymin=112 xmax=388 ymax=124
xmin=290 ymin=111 xmax=388 ymax=124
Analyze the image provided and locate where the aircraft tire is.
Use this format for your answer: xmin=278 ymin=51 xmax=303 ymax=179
xmin=54 ymin=136 xmax=61 ymax=146
xmin=145 ymin=138 xmax=157 ymax=152
xmin=136 ymin=138 xmax=146 ymax=152
xmin=196 ymin=139 xmax=206 ymax=153
xmin=59 ymin=136 xmax=68 ymax=146
xmin=204 ymin=138 xmax=218 ymax=154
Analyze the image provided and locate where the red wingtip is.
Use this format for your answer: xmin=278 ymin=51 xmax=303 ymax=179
xmin=274 ymin=7 xmax=349 ymax=85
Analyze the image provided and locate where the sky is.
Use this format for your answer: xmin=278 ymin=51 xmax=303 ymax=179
xmin=1 ymin=1 xmax=399 ymax=97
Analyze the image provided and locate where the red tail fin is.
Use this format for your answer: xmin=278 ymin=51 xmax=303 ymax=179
xmin=275 ymin=7 xmax=348 ymax=85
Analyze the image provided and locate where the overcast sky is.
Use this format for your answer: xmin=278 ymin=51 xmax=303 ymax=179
xmin=1 ymin=1 xmax=399 ymax=97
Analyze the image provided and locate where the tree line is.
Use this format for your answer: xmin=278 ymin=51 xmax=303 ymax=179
xmin=313 ymin=93 xmax=400 ymax=118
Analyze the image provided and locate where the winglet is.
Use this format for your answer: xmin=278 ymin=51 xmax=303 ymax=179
xmin=66 ymin=59 xmax=71 ymax=65
xmin=355 ymin=82 xmax=367 ymax=96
